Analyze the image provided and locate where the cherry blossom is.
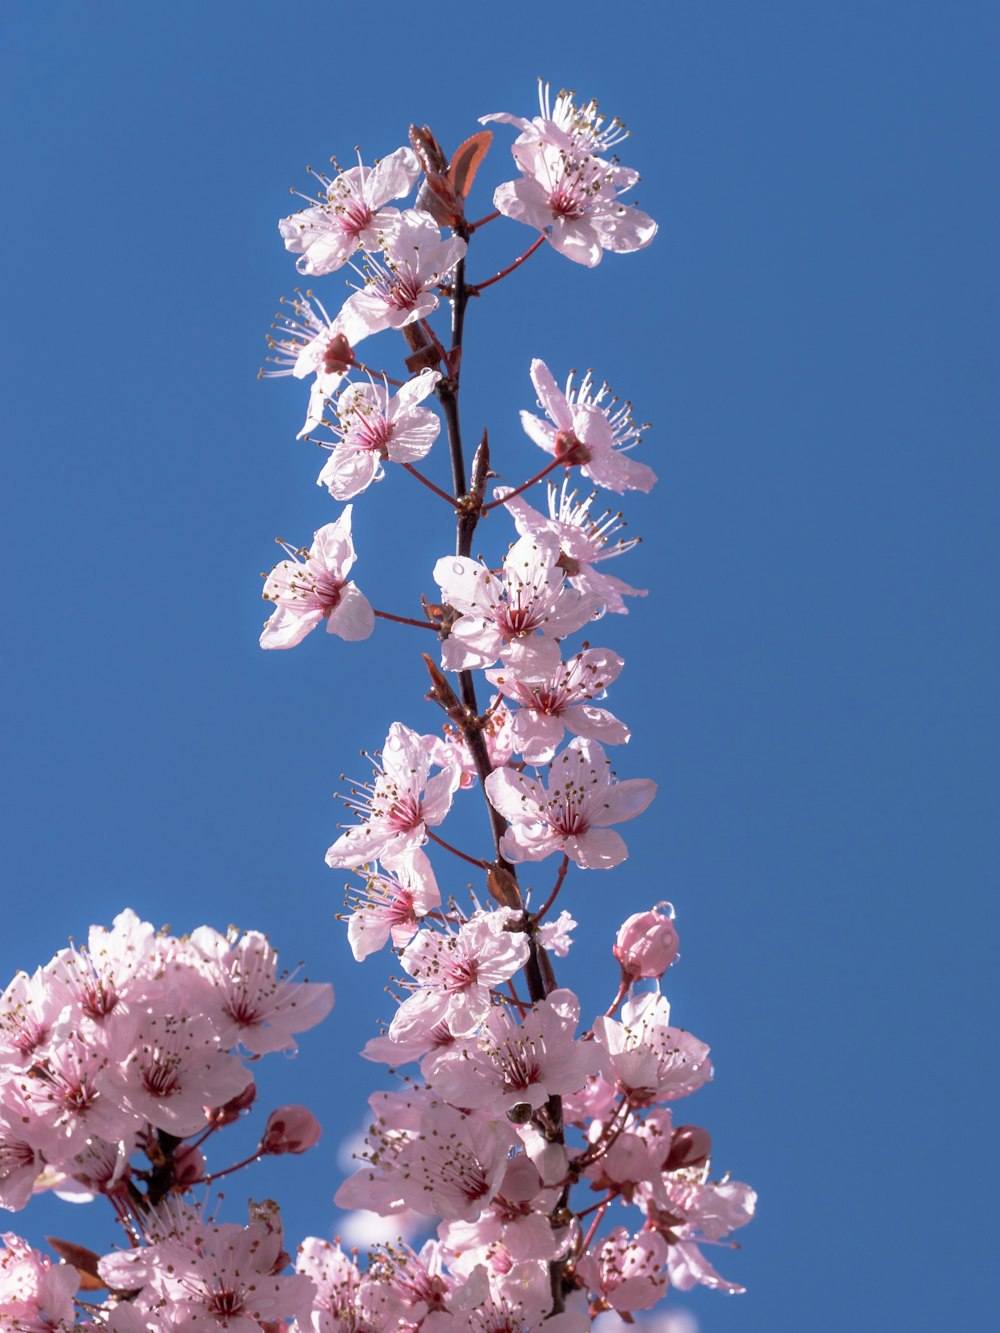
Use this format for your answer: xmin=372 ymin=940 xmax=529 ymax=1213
xmin=0 ymin=1231 xmax=78 ymax=1331
xmin=188 ymin=927 xmax=334 ymax=1055
xmin=434 ymin=533 xmax=602 ymax=673
xmin=592 ymin=993 xmax=712 ymax=1106
xmin=423 ymin=1261 xmax=590 ymax=1333
xmin=280 ymin=146 xmax=421 ymax=276
xmin=260 ymin=506 xmax=374 ymax=649
xmin=486 ymin=638 xmax=629 ymax=763
xmin=390 ymin=909 xmax=530 ymax=1040
xmin=260 ymin=289 xmax=357 ymax=438
xmin=316 ymin=368 xmax=442 ymax=500
xmin=520 ymin=360 xmax=657 ymax=495
xmin=424 ymin=988 xmax=599 ymax=1112
xmin=482 ymin=81 xmax=632 ymax=162
xmin=289 ymin=1237 xmax=363 ymax=1331
xmin=576 ymin=1227 xmax=670 ymax=1314
xmin=392 ymin=1105 xmax=518 ymax=1222
xmin=338 ymin=209 xmax=466 ymax=343
xmin=343 ymin=847 xmax=441 ymax=962
xmin=486 ymin=737 xmax=656 ymax=869
xmin=494 ymin=137 xmax=656 ymax=268
xmin=499 ymin=481 xmax=647 ymax=614
xmin=325 ymin=721 xmax=462 ymax=869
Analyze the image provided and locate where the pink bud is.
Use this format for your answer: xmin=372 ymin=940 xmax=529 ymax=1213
xmin=171 ymin=1143 xmax=206 ymax=1187
xmin=664 ymin=1124 xmax=712 ymax=1172
xmin=613 ymin=903 xmax=679 ymax=980
xmin=260 ymin=1105 xmax=322 ymax=1156
xmin=205 ymin=1081 xmax=257 ymax=1128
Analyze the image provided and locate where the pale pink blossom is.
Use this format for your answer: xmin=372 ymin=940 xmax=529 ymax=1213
xmin=99 ymin=1009 xmax=252 ymax=1137
xmin=16 ymin=1028 xmax=129 ymax=1154
xmin=260 ymin=506 xmax=374 ymax=649
xmin=486 ymin=737 xmax=656 ymax=869
xmin=280 ymin=147 xmax=421 ymax=276
xmin=344 ymin=847 xmax=441 ymax=961
xmin=338 ymin=210 xmax=466 ymax=342
xmin=0 ymin=1232 xmax=78 ymax=1331
xmin=576 ymin=1226 xmax=670 ymax=1314
xmin=316 ymin=369 xmax=441 ymax=500
xmin=393 ymin=1105 xmax=517 ymax=1221
xmin=333 ymin=1087 xmax=432 ymax=1218
xmin=0 ymin=968 xmax=70 ymax=1072
xmin=536 ymin=908 xmax=576 ymax=957
xmin=499 ymin=480 xmax=647 ymax=614
xmin=424 ymin=989 xmax=599 ymax=1112
xmin=325 ymin=721 xmax=462 ymax=869
xmin=493 ymin=137 xmax=656 ymax=267
xmin=439 ymin=1154 xmax=569 ymax=1268
xmin=260 ymin=290 xmax=354 ymax=439
xmin=390 ymin=909 xmax=530 ymax=1040
xmin=423 ymin=1261 xmax=589 ymax=1333
xmin=434 ymin=534 xmax=602 ymax=673
xmin=357 ymin=1238 xmax=452 ymax=1328
xmin=520 ymin=360 xmax=656 ymax=494
xmin=188 ymin=927 xmax=334 ymax=1055
xmin=592 ymin=993 xmax=712 ymax=1107
xmin=289 ymin=1236 xmax=362 ymax=1332
xmin=482 ymin=81 xmax=633 ymax=164
xmin=486 ymin=638 xmax=628 ymax=763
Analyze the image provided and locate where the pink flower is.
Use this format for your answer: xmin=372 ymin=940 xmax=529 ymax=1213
xmin=259 ymin=290 xmax=353 ymax=439
xmin=188 ymin=928 xmax=334 ymax=1055
xmin=485 ymin=737 xmax=656 ymax=869
xmin=493 ymin=137 xmax=656 ymax=268
xmin=434 ymin=534 xmax=602 ymax=673
xmin=289 ymin=1237 xmax=362 ymax=1332
xmin=498 ymin=480 xmax=647 ymax=614
xmin=520 ymin=360 xmax=656 ymax=495
xmin=99 ymin=1009 xmax=252 ymax=1137
xmin=614 ymin=903 xmax=680 ymax=981
xmin=486 ymin=638 xmax=629 ymax=763
xmin=344 ymin=847 xmax=441 ymax=961
xmin=390 ymin=909 xmax=530 ymax=1040
xmin=576 ymin=1226 xmax=670 ymax=1313
xmin=393 ymin=1105 xmax=518 ymax=1221
xmin=424 ymin=988 xmax=599 ymax=1112
xmin=325 ymin=721 xmax=462 ymax=869
xmin=316 ymin=368 xmax=441 ymax=500
xmin=279 ymin=146 xmax=421 ymax=276
xmin=0 ymin=1232 xmax=79 ymax=1330
xmin=592 ymin=993 xmax=712 ymax=1107
xmin=260 ymin=506 xmax=374 ymax=649
xmin=482 ymin=81 xmax=633 ymax=163
xmin=423 ymin=1261 xmax=589 ymax=1332
xmin=338 ymin=210 xmax=466 ymax=342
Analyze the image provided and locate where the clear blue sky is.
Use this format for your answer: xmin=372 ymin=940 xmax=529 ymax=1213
xmin=2 ymin=3 xmax=997 ymax=1329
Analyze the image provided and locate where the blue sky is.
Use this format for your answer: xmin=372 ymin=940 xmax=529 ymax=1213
xmin=2 ymin=3 xmax=997 ymax=1329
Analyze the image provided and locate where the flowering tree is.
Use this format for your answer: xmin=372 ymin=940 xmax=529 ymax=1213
xmin=0 ymin=84 xmax=755 ymax=1329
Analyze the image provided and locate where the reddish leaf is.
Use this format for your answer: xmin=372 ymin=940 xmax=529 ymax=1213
xmin=448 ymin=130 xmax=493 ymax=201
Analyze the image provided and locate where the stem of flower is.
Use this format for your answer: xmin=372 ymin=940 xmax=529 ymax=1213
xmin=482 ymin=456 xmax=564 ymax=511
xmin=401 ymin=462 xmax=463 ymax=508
xmin=470 ymin=234 xmax=545 ymax=293
xmin=468 ymin=208 xmax=501 ymax=231
xmin=426 ymin=828 xmax=489 ymax=869
xmin=531 ymin=855 xmax=570 ymax=924
xmin=372 ymin=608 xmax=440 ymax=631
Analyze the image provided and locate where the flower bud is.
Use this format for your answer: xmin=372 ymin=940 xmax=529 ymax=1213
xmin=205 ymin=1081 xmax=257 ymax=1129
xmin=613 ymin=903 xmax=679 ymax=981
xmin=171 ymin=1143 xmax=206 ymax=1188
xmin=260 ymin=1105 xmax=322 ymax=1156
xmin=664 ymin=1124 xmax=712 ymax=1172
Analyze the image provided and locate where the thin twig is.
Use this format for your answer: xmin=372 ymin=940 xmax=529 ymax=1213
xmin=373 ymin=608 xmax=439 ymax=631
xmin=470 ymin=234 xmax=545 ymax=293
xmin=483 ymin=456 xmax=564 ymax=512
xmin=401 ymin=462 xmax=463 ymax=508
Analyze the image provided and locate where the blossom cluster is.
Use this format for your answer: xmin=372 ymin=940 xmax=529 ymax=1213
xmin=0 ymin=82 xmax=754 ymax=1330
